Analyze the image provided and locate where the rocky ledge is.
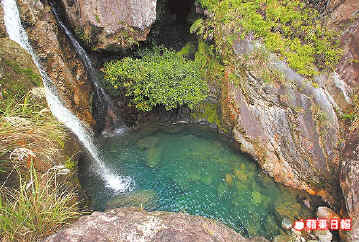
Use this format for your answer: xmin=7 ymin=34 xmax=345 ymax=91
xmin=60 ymin=0 xmax=157 ymax=51
xmin=45 ymin=208 xmax=268 ymax=242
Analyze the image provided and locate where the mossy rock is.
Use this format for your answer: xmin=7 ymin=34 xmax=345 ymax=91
xmin=274 ymin=200 xmax=302 ymax=221
xmin=201 ymin=175 xmax=213 ymax=186
xmin=0 ymin=38 xmax=42 ymax=110
xmin=146 ymin=146 xmax=162 ymax=168
xmin=251 ymin=191 xmax=263 ymax=205
xmin=233 ymin=168 xmax=249 ymax=182
xmin=191 ymin=102 xmax=222 ymax=129
xmin=225 ymin=173 xmax=233 ymax=186
xmin=246 ymin=213 xmax=262 ymax=237
xmin=106 ymin=189 xmax=157 ymax=210
xmin=264 ymin=215 xmax=281 ymax=238
xmin=188 ymin=169 xmax=201 ymax=182
xmin=217 ymin=183 xmax=228 ymax=198
xmin=136 ymin=136 xmax=160 ymax=151
xmin=235 ymin=182 xmax=250 ymax=194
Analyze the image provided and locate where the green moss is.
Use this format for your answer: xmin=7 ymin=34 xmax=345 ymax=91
xmin=146 ymin=146 xmax=162 ymax=168
xmin=114 ymin=25 xmax=139 ymax=49
xmin=251 ymin=191 xmax=263 ymax=205
xmin=191 ymin=102 xmax=225 ymax=131
xmin=177 ymin=41 xmax=197 ymax=58
xmin=193 ymin=0 xmax=343 ymax=77
xmin=194 ymin=41 xmax=224 ymax=86
xmin=64 ymin=158 xmax=76 ymax=170
xmin=74 ymin=27 xmax=93 ymax=48
xmin=95 ymin=14 xmax=100 ymax=23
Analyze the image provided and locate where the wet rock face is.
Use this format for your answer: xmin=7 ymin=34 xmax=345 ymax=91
xmin=329 ymin=1 xmax=359 ymax=113
xmin=226 ymin=39 xmax=341 ymax=206
xmin=13 ymin=0 xmax=95 ymax=126
xmin=336 ymin=18 xmax=359 ymax=89
xmin=340 ymin=135 xmax=359 ymax=241
xmin=60 ymin=0 xmax=156 ymax=51
xmin=45 ymin=207 xmax=268 ymax=242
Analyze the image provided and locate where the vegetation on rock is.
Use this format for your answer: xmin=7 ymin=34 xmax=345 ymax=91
xmin=0 ymin=39 xmax=81 ymax=241
xmin=103 ymin=46 xmax=208 ymax=111
xmin=192 ymin=0 xmax=343 ymax=77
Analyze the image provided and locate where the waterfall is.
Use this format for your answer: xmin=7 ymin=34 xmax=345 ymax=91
xmin=49 ymin=3 xmax=124 ymax=131
xmin=2 ymin=0 xmax=134 ymax=193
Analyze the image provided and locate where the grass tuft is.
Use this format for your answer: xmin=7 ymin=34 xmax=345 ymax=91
xmin=0 ymin=165 xmax=80 ymax=241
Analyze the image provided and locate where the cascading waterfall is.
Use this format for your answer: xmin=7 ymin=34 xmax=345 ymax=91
xmin=2 ymin=0 xmax=134 ymax=193
xmin=49 ymin=3 xmax=126 ymax=133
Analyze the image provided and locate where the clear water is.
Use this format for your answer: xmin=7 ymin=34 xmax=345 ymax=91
xmin=79 ymin=124 xmax=312 ymax=239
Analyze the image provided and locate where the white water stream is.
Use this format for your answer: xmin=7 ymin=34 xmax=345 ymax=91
xmin=2 ymin=0 xmax=133 ymax=193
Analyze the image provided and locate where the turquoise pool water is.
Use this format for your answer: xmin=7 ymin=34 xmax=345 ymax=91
xmin=79 ymin=124 xmax=313 ymax=239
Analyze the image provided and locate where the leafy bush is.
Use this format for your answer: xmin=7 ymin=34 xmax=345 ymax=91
xmin=103 ymin=46 xmax=208 ymax=111
xmin=192 ymin=0 xmax=342 ymax=77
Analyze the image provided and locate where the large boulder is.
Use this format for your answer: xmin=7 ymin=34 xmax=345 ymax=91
xmin=45 ymin=207 xmax=268 ymax=242
xmin=60 ymin=0 xmax=157 ymax=51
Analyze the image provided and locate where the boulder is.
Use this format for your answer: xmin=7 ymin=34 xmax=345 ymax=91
xmin=60 ymin=0 xmax=157 ymax=51
xmin=45 ymin=207 xmax=269 ymax=242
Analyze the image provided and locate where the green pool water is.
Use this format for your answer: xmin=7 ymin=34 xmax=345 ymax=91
xmin=79 ymin=124 xmax=313 ymax=239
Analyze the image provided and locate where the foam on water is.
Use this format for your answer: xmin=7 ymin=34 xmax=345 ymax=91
xmin=2 ymin=0 xmax=133 ymax=193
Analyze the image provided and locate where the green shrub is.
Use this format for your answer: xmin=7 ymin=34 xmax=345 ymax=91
xmin=193 ymin=0 xmax=343 ymax=77
xmin=103 ymin=46 xmax=208 ymax=111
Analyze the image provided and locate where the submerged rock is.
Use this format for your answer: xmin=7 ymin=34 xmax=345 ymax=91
xmin=136 ymin=136 xmax=160 ymax=150
xmin=106 ymin=189 xmax=157 ymax=210
xmin=45 ymin=207 xmax=269 ymax=242
xmin=146 ymin=146 xmax=162 ymax=168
